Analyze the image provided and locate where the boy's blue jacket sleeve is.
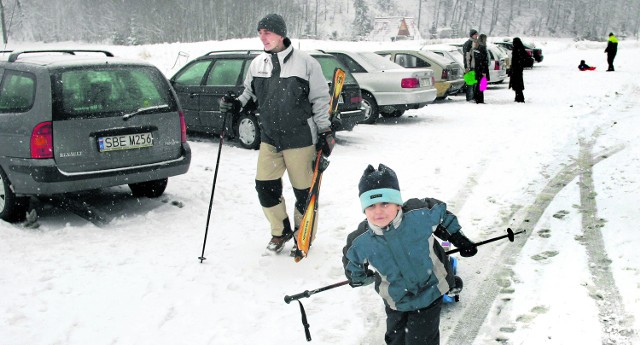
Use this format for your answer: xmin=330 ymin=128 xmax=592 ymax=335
xmin=413 ymin=197 xmax=462 ymax=240
xmin=342 ymin=221 xmax=370 ymax=284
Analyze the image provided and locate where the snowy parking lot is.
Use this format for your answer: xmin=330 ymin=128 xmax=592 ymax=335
xmin=1 ymin=38 xmax=639 ymax=344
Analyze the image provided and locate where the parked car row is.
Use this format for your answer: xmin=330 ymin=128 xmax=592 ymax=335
xmin=494 ymin=39 xmax=544 ymax=68
xmin=169 ymin=50 xmax=365 ymax=149
xmin=1 ymin=41 xmax=543 ymax=223
xmin=320 ymin=50 xmax=437 ymax=124
xmin=445 ymin=42 xmax=509 ymax=84
xmin=374 ymin=49 xmax=465 ymax=99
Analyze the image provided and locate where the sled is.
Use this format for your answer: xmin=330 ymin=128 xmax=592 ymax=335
xmin=441 ymin=241 xmax=463 ymax=303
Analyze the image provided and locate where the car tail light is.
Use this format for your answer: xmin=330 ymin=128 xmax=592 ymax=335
xmin=441 ymin=69 xmax=449 ymax=80
xmin=31 ymin=121 xmax=53 ymax=159
xmin=350 ymin=96 xmax=362 ymax=104
xmin=494 ymin=60 xmax=500 ymax=70
xmin=401 ymin=78 xmax=420 ymax=88
xmin=526 ymin=50 xmax=533 ymax=57
xmin=431 ymin=76 xmax=436 ymax=86
xmin=179 ymin=110 xmax=187 ymax=143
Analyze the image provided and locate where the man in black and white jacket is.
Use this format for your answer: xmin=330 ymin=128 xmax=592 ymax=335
xmin=221 ymin=13 xmax=335 ymax=254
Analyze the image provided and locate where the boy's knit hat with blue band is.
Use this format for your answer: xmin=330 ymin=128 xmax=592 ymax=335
xmin=358 ymin=164 xmax=403 ymax=211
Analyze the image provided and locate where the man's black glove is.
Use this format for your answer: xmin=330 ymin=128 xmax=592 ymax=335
xmin=349 ymin=269 xmax=375 ymax=288
xmin=317 ymin=130 xmax=335 ymax=156
xmin=449 ymin=231 xmax=478 ymax=257
xmin=219 ymin=96 xmax=241 ymax=114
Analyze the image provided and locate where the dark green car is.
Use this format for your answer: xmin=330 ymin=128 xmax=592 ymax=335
xmin=170 ymin=50 xmax=364 ymax=150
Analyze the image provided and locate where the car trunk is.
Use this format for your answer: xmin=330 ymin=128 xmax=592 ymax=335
xmin=50 ymin=64 xmax=183 ymax=173
xmin=52 ymin=112 xmax=182 ymax=173
xmin=445 ymin=63 xmax=463 ymax=81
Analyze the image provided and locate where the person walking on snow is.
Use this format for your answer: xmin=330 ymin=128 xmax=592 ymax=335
xmin=509 ymin=37 xmax=529 ymax=102
xmin=462 ymin=29 xmax=479 ymax=101
xmin=473 ymin=34 xmax=490 ymax=104
xmin=220 ymin=13 xmax=335 ymax=255
xmin=342 ymin=164 xmax=478 ymax=345
xmin=605 ymin=32 xmax=618 ymax=71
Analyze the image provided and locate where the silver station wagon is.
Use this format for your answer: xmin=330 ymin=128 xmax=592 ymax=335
xmin=0 ymin=49 xmax=191 ymax=222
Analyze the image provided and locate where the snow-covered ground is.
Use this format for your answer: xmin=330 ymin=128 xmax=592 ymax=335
xmin=1 ymin=37 xmax=639 ymax=345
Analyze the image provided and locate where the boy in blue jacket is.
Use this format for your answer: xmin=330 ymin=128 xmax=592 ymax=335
xmin=342 ymin=164 xmax=477 ymax=345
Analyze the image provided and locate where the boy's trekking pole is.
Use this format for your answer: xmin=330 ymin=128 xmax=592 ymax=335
xmin=284 ymin=280 xmax=350 ymax=304
xmin=445 ymin=228 xmax=525 ymax=255
xmin=198 ymin=92 xmax=235 ymax=263
xmin=284 ymin=280 xmax=350 ymax=341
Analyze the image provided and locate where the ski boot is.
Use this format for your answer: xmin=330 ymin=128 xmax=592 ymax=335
xmin=265 ymin=230 xmax=293 ymax=254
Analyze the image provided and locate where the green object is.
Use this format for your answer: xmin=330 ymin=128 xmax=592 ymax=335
xmin=464 ymin=71 xmax=477 ymax=85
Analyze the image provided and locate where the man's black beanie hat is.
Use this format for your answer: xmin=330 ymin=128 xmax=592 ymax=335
xmin=258 ymin=13 xmax=287 ymax=38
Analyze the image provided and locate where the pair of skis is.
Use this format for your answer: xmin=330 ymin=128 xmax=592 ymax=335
xmin=292 ymin=67 xmax=346 ymax=263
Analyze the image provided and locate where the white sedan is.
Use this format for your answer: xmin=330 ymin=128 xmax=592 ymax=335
xmin=322 ymin=50 xmax=437 ymax=124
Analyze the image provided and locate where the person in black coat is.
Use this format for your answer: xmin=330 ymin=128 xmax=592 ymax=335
xmin=605 ymin=33 xmax=618 ymax=71
xmin=509 ymin=37 xmax=528 ymax=103
xmin=473 ymin=34 xmax=490 ymax=104
xmin=462 ymin=29 xmax=479 ymax=101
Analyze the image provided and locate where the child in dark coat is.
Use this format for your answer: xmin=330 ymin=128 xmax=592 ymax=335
xmin=578 ymin=60 xmax=596 ymax=71
xmin=342 ymin=164 xmax=477 ymax=345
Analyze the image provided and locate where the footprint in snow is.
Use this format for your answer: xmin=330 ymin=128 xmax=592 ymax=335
xmin=552 ymin=210 xmax=570 ymax=219
xmin=531 ymin=250 xmax=559 ymax=261
xmin=538 ymin=228 xmax=552 ymax=238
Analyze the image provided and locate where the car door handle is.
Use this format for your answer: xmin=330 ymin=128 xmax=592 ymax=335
xmin=189 ymin=93 xmax=199 ymax=98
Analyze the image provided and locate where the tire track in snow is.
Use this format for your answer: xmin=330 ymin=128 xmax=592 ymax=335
xmin=576 ymin=136 xmax=636 ymax=344
xmin=444 ymin=141 xmax=626 ymax=344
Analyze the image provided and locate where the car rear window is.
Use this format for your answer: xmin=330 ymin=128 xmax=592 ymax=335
xmin=0 ymin=70 xmax=36 ymax=113
xmin=312 ymin=56 xmax=358 ymax=85
xmin=51 ymin=66 xmax=177 ymax=120
xmin=356 ymin=52 xmax=403 ymax=71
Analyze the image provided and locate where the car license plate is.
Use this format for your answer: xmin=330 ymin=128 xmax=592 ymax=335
xmin=98 ymin=132 xmax=153 ymax=152
xmin=420 ymin=78 xmax=429 ymax=87
xmin=338 ymin=95 xmax=344 ymax=104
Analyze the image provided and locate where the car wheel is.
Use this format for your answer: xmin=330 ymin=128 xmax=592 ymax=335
xmin=0 ymin=168 xmax=29 ymax=223
xmin=236 ymin=113 xmax=260 ymax=150
xmin=129 ymin=178 xmax=168 ymax=198
xmin=359 ymin=93 xmax=378 ymax=124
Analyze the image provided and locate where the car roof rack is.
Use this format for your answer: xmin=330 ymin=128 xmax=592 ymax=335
xmin=203 ymin=50 xmax=263 ymax=56
xmin=8 ymin=49 xmax=114 ymax=63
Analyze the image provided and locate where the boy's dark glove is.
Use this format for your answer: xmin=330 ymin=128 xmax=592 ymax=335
xmin=449 ymin=231 xmax=478 ymax=257
xmin=349 ymin=270 xmax=375 ymax=288
xmin=317 ymin=130 xmax=335 ymax=156
xmin=219 ymin=96 xmax=241 ymax=114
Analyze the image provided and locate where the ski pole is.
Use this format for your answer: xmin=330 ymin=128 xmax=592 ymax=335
xmin=445 ymin=227 xmax=526 ymax=255
xmin=284 ymin=280 xmax=350 ymax=304
xmin=198 ymin=92 xmax=235 ymax=263
xmin=284 ymin=280 xmax=350 ymax=341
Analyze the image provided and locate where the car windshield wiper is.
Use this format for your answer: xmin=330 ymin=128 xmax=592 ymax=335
xmin=122 ymin=104 xmax=169 ymax=121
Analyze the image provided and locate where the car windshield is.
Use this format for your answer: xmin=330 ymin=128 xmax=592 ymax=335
xmin=355 ymin=52 xmax=403 ymax=71
xmin=52 ymin=66 xmax=176 ymax=120
xmin=312 ymin=55 xmax=358 ymax=85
